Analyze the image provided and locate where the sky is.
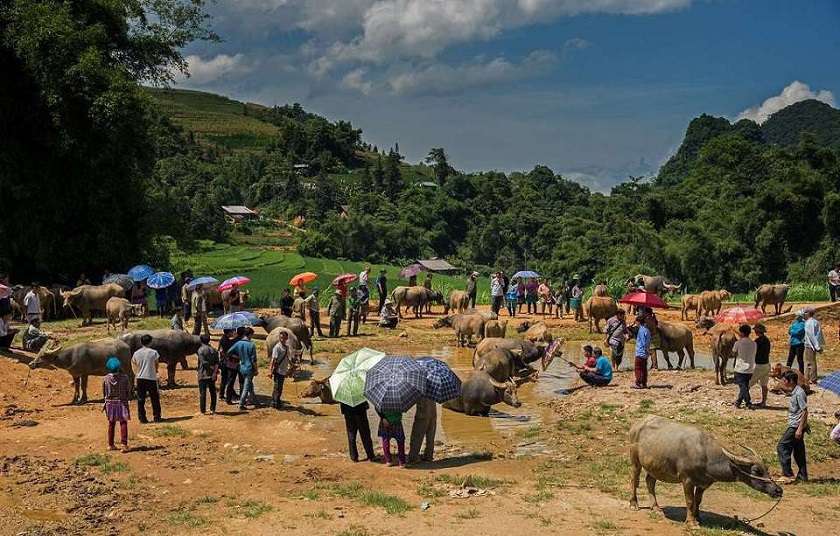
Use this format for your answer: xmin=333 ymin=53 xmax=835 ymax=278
xmin=174 ymin=0 xmax=840 ymax=191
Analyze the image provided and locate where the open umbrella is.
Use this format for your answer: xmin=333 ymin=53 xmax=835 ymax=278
xmin=330 ymin=348 xmax=387 ymax=407
xmin=146 ymin=271 xmax=175 ymax=289
xmin=364 ymin=356 xmax=427 ymax=413
xmin=619 ymin=290 xmax=669 ymax=309
xmin=513 ymin=270 xmax=540 ymax=279
xmin=211 ymin=311 xmax=261 ymax=330
xmin=715 ymin=306 xmax=764 ymax=324
xmin=818 ymin=370 xmax=840 ymax=397
xmin=332 ymin=273 xmax=358 ymax=287
xmin=417 ymin=357 xmax=461 ymax=403
xmin=218 ymin=276 xmax=251 ymax=292
xmin=399 ymin=263 xmax=426 ymax=279
xmin=128 ymin=264 xmax=155 ymax=282
xmin=187 ymin=276 xmax=219 ymax=290
xmin=103 ymin=274 xmax=134 ymax=291
xmin=290 ymin=272 xmax=318 ymax=287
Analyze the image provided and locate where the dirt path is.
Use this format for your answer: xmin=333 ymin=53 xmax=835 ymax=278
xmin=0 ymin=303 xmax=838 ymax=535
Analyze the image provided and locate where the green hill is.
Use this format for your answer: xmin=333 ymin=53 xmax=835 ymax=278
xmin=761 ymin=99 xmax=840 ymax=148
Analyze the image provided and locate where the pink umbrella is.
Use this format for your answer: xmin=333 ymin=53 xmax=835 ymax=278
xmin=332 ymin=273 xmax=358 ymax=286
xmin=399 ymin=263 xmax=426 ymax=279
xmin=0 ymin=284 xmax=10 ymax=299
xmin=218 ymin=276 xmax=251 ymax=292
xmin=715 ymin=306 xmax=764 ymax=324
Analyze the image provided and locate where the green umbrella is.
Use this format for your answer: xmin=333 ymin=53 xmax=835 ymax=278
xmin=329 ymin=348 xmax=386 ymax=407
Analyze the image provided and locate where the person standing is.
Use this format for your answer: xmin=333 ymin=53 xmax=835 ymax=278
xmin=378 ymin=411 xmax=406 ymax=467
xmin=306 ymin=289 xmax=324 ymax=337
xmin=346 ymin=287 xmax=361 ymax=336
xmin=230 ymin=327 xmax=258 ymax=410
xmin=227 ymin=286 xmax=242 ymax=313
xmin=196 ymin=334 xmax=219 ymax=415
xmin=466 ymin=272 xmax=478 ymax=310
xmin=505 ymin=280 xmax=518 ymax=317
xmin=280 ymin=288 xmax=294 ymax=317
xmin=552 ymin=285 xmax=565 ymax=319
xmin=633 ymin=314 xmax=652 ymax=389
xmin=408 ymin=398 xmax=437 ymax=464
xmin=605 ymin=310 xmax=628 ymax=368
xmin=777 ymin=370 xmax=809 ymax=483
xmin=269 ymin=330 xmax=290 ymax=409
xmin=538 ymin=279 xmax=551 ymax=316
xmin=102 ymin=357 xmax=131 ymax=452
xmin=376 ymin=270 xmax=388 ymax=314
xmin=828 ymin=263 xmax=840 ymax=302
xmin=328 ymin=290 xmax=344 ymax=338
xmin=0 ymin=313 xmax=19 ymax=349
xmin=132 ymin=334 xmax=162 ymax=423
xmin=167 ymin=279 xmax=179 ymax=316
xmin=515 ymin=279 xmax=526 ymax=314
xmin=803 ymin=307 xmax=823 ymax=384
xmin=408 ymin=274 xmax=417 ymax=287
xmin=571 ymin=280 xmax=584 ymax=322
xmin=23 ymin=283 xmax=41 ymax=323
xmin=219 ymin=329 xmax=241 ymax=404
xmin=359 ymin=266 xmax=371 ymax=292
xmin=180 ymin=277 xmax=192 ymax=322
xmin=76 ymin=273 xmax=91 ymax=287
xmin=787 ymin=312 xmax=806 ymax=374
xmin=750 ymin=323 xmax=771 ymax=407
xmin=155 ymin=286 xmax=168 ymax=318
xmin=732 ymin=324 xmax=756 ymax=410
xmin=191 ymin=285 xmax=209 ymax=336
xmin=341 ymin=401 xmax=376 ymax=462
xmin=292 ymin=291 xmax=307 ymax=324
xmin=490 ymin=272 xmax=504 ymax=315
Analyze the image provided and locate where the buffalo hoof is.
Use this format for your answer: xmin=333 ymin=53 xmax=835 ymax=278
xmin=629 ymin=501 xmax=639 ymax=511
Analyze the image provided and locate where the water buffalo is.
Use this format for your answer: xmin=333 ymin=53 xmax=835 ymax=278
xmin=444 ymin=290 xmax=470 ymax=315
xmin=120 ymin=330 xmax=201 ymax=387
xmin=29 ymin=339 xmax=133 ymax=404
xmin=593 ymin=283 xmax=609 ymax=297
xmin=473 ymin=337 xmax=562 ymax=371
xmin=62 ymin=283 xmax=125 ymax=326
xmin=680 ymin=294 xmax=700 ymax=321
xmin=265 ymin=326 xmax=303 ymax=376
xmin=442 ymin=371 xmax=522 ymax=416
xmin=696 ymin=317 xmax=737 ymax=385
xmin=629 ymin=415 xmax=781 ymax=527
xmin=261 ymin=315 xmax=313 ymax=359
xmin=698 ymin=290 xmax=731 ymax=317
xmin=433 ymin=313 xmax=486 ymax=346
xmin=105 ymin=297 xmax=139 ymax=332
xmin=628 ymin=275 xmax=681 ymax=296
xmin=483 ymin=319 xmax=507 ymax=338
xmin=300 ymin=377 xmax=336 ymax=404
xmin=754 ymin=284 xmax=791 ymax=315
xmin=474 ymin=348 xmax=541 ymax=384
xmin=515 ymin=320 xmax=553 ymax=342
xmin=12 ymin=285 xmax=56 ymax=320
xmin=629 ymin=321 xmax=696 ymax=369
xmin=584 ymin=297 xmax=619 ymax=333
xmin=391 ymin=286 xmax=436 ymax=318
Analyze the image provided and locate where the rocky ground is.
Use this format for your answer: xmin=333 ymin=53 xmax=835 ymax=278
xmin=0 ymin=302 xmax=838 ymax=535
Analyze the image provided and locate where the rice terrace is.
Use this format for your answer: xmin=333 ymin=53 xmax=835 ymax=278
xmin=1 ymin=1 xmax=840 ymax=535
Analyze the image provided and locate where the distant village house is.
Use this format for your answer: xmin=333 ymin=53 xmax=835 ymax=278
xmin=222 ymin=205 xmax=258 ymax=224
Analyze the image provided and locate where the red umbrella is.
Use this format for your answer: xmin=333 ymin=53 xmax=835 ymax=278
xmin=715 ymin=306 xmax=764 ymax=324
xmin=618 ymin=290 xmax=669 ymax=309
xmin=218 ymin=276 xmax=251 ymax=292
xmin=332 ymin=273 xmax=358 ymax=286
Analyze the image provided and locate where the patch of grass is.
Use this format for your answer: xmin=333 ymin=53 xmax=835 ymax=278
xmin=518 ymin=425 xmax=542 ymax=440
xmin=638 ymin=399 xmax=655 ymax=411
xmin=523 ymin=489 xmax=554 ymax=503
xmin=416 ymin=479 xmax=446 ymax=498
xmin=301 ymin=489 xmax=320 ymax=500
xmin=194 ymin=495 xmax=219 ymax=505
xmin=435 ymin=474 xmax=509 ymax=489
xmin=229 ymin=499 xmax=273 ymax=518
xmin=800 ymin=480 xmax=840 ymax=497
xmin=454 ymin=507 xmax=481 ymax=520
xmin=591 ymin=519 xmax=618 ymax=532
xmin=327 ymin=482 xmax=411 ymax=515
xmin=153 ymin=424 xmax=189 ymax=438
xmin=166 ymin=509 xmax=208 ymax=528
xmin=73 ymin=453 xmax=128 ymax=474
xmin=336 ymin=526 xmax=370 ymax=536
xmin=305 ymin=509 xmax=333 ymax=520
xmin=118 ymin=474 xmax=140 ymax=490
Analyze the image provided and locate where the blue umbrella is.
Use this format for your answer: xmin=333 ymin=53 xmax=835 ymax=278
xmin=187 ymin=276 xmax=219 ymax=290
xmin=364 ymin=356 xmax=427 ymax=413
xmin=818 ymin=371 xmax=840 ymax=397
xmin=128 ymin=264 xmax=155 ymax=282
xmin=146 ymin=271 xmax=175 ymax=289
xmin=417 ymin=357 xmax=461 ymax=403
xmin=211 ymin=311 xmax=260 ymax=330
xmin=513 ymin=270 xmax=540 ymax=279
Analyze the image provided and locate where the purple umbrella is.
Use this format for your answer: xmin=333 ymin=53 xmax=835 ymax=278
xmin=399 ymin=263 xmax=426 ymax=279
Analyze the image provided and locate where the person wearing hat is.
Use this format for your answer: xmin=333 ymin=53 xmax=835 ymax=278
xmin=803 ymin=307 xmax=824 ymax=384
xmin=346 ymin=286 xmax=361 ymax=336
xmin=327 ymin=290 xmax=345 ymax=337
xmin=787 ymin=311 xmax=806 ymax=374
xmin=180 ymin=276 xmax=193 ymax=322
xmin=305 ymin=288 xmax=324 ymax=337
xmin=375 ymin=269 xmax=388 ymax=314
xmin=378 ymin=299 xmax=399 ymax=328
xmin=103 ymin=356 xmax=131 ymax=452
xmin=750 ymin=323 xmax=771 ymax=407
xmin=466 ymin=271 xmax=478 ymax=309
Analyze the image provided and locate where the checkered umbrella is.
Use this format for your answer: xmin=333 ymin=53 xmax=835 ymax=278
xmin=364 ymin=356 xmax=427 ymax=413
xmin=417 ymin=357 xmax=461 ymax=403
xmin=818 ymin=370 xmax=840 ymax=397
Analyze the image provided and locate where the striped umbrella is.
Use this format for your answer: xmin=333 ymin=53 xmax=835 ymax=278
xmin=211 ymin=311 xmax=261 ymax=330
xmin=330 ymin=348 xmax=386 ymax=407
xmin=128 ymin=264 xmax=155 ymax=282
xmin=146 ymin=272 xmax=175 ymax=289
xmin=364 ymin=356 xmax=427 ymax=413
xmin=417 ymin=357 xmax=461 ymax=403
xmin=219 ymin=276 xmax=251 ymax=292
xmin=187 ymin=276 xmax=219 ymax=290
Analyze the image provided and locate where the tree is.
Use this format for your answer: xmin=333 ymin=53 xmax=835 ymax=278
xmin=425 ymin=147 xmax=454 ymax=185
xmin=383 ymin=150 xmax=404 ymax=198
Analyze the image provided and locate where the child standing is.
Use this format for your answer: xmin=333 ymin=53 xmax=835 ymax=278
xmin=378 ymin=411 xmax=406 ymax=467
xmin=103 ymin=357 xmax=131 ymax=452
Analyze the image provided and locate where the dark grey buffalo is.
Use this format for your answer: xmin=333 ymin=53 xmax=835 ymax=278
xmin=261 ymin=315 xmax=313 ymax=359
xmin=120 ymin=330 xmax=201 ymax=387
xmin=443 ymin=371 xmax=521 ymax=416
xmin=29 ymin=339 xmax=133 ymax=404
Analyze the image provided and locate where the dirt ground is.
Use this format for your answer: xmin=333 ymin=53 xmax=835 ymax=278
xmin=0 ymin=302 xmax=839 ymax=536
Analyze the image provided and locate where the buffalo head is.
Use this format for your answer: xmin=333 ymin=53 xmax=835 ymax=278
xmin=695 ymin=316 xmax=716 ymax=332
xmin=722 ymin=445 xmax=782 ymax=499
xmin=516 ymin=320 xmax=531 ymax=333
xmin=432 ymin=316 xmax=453 ymax=329
xmin=488 ymin=377 xmax=521 ymax=408
xmin=718 ymin=289 xmax=732 ymax=301
xmin=300 ymin=378 xmax=330 ymax=399
xmin=28 ymin=341 xmax=62 ymax=370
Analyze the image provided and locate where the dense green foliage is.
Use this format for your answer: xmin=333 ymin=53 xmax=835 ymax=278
xmin=762 ymin=100 xmax=840 ymax=148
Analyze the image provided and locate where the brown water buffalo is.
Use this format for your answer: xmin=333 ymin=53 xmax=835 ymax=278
xmin=473 ymin=337 xmax=562 ymax=370
xmin=260 ymin=315 xmax=313 ymax=359
xmin=515 ymin=320 xmax=553 ymax=342
xmin=300 ymin=377 xmax=336 ymax=404
xmin=696 ymin=317 xmax=738 ymax=385
xmin=593 ymin=283 xmax=609 ymax=297
xmin=754 ymin=284 xmax=790 ymax=315
xmin=29 ymin=339 xmax=133 ymax=404
xmin=105 ymin=297 xmax=139 ymax=332
xmin=474 ymin=348 xmax=541 ymax=384
xmin=584 ymin=296 xmax=619 ymax=333
xmin=442 ymin=371 xmax=521 ymax=416
xmin=629 ymin=415 xmax=781 ymax=527
xmin=391 ymin=286 xmax=437 ymax=318
xmin=483 ymin=319 xmax=507 ymax=338
xmin=12 ymin=285 xmax=56 ymax=320
xmin=120 ymin=330 xmax=201 ymax=387
xmin=433 ymin=313 xmax=486 ymax=346
xmin=680 ymin=294 xmax=700 ymax=321
xmin=62 ymin=283 xmax=125 ymax=326
xmin=698 ymin=290 xmax=731 ymax=317
xmin=631 ymin=321 xmax=696 ymax=369
xmin=444 ymin=290 xmax=470 ymax=315
xmin=628 ymin=275 xmax=681 ymax=296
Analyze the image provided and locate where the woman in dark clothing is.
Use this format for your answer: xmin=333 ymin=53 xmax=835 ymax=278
xmin=340 ymin=402 xmax=376 ymax=462
xmin=218 ymin=329 xmax=241 ymax=403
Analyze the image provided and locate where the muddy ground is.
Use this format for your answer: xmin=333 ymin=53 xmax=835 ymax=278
xmin=0 ymin=302 xmax=839 ymax=536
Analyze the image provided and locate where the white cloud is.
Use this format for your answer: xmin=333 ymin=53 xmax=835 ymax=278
xmin=563 ymin=37 xmax=591 ymax=51
xmin=341 ymin=68 xmax=374 ymax=95
xmin=737 ymin=80 xmax=836 ymax=124
xmin=177 ymin=54 xmax=252 ymax=85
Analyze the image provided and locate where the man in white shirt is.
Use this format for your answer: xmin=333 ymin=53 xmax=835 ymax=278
xmin=490 ymin=273 xmax=504 ymax=315
xmin=732 ymin=323 xmax=756 ymax=409
xmin=132 ymin=334 xmax=162 ymax=423
xmin=358 ymin=266 xmax=370 ymax=289
xmin=269 ymin=331 xmax=291 ymax=409
xmin=803 ymin=307 xmax=823 ymax=384
xmin=23 ymin=284 xmax=41 ymax=323
xmin=828 ymin=263 xmax=840 ymax=302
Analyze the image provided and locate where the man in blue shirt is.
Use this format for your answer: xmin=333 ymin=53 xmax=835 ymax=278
xmin=575 ymin=347 xmax=613 ymax=387
xmin=229 ymin=327 xmax=259 ymax=409
xmin=633 ymin=314 xmax=653 ymax=389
